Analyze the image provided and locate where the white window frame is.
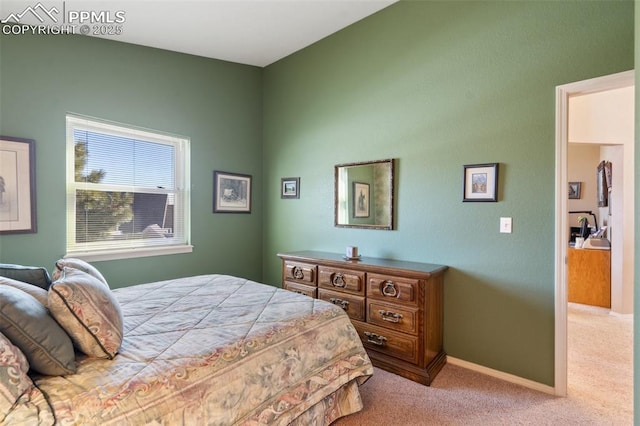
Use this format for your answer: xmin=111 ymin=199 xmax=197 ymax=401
xmin=65 ymin=114 xmax=192 ymax=261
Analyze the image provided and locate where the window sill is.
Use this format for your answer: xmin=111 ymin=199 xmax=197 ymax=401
xmin=65 ymin=245 xmax=193 ymax=262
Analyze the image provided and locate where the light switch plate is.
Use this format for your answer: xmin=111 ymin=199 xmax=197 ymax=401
xmin=500 ymin=217 xmax=512 ymax=233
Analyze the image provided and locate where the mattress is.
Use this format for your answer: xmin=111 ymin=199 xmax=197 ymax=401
xmin=10 ymin=274 xmax=373 ymax=425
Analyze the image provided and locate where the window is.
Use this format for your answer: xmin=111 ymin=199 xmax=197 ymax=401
xmin=66 ymin=115 xmax=191 ymax=261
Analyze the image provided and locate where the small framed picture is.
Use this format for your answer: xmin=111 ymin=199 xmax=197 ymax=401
xmin=353 ymin=182 xmax=370 ymax=217
xmin=463 ymin=163 xmax=499 ymax=202
xmin=0 ymin=136 xmax=37 ymax=234
xmin=213 ymin=171 xmax=252 ymax=213
xmin=568 ymin=182 xmax=582 ymax=199
xmin=281 ymin=177 xmax=300 ymax=199
xmin=597 ymin=161 xmax=609 ymax=207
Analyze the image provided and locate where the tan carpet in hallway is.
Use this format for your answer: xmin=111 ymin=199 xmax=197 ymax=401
xmin=334 ymin=303 xmax=632 ymax=425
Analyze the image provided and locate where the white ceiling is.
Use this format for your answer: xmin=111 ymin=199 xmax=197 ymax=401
xmin=0 ymin=0 xmax=398 ymax=67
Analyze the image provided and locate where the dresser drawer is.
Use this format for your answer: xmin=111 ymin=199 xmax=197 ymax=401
xmin=367 ymin=300 xmax=418 ymax=335
xmin=284 ymin=261 xmax=317 ymax=286
xmin=352 ymin=320 xmax=419 ymax=365
xmin=318 ymin=288 xmax=365 ymax=321
xmin=283 ymin=281 xmax=317 ymax=298
xmin=318 ymin=267 xmax=365 ymax=296
xmin=367 ymin=273 xmax=419 ymax=306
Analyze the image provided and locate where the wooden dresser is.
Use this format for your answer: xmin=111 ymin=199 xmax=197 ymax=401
xmin=277 ymin=250 xmax=448 ymax=385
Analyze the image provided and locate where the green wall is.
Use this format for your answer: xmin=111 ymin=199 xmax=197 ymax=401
xmin=262 ymin=1 xmax=634 ymax=386
xmin=0 ymin=32 xmax=264 ymax=287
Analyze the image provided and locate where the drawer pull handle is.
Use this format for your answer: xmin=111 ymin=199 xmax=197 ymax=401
xmin=332 ymin=273 xmax=346 ymax=287
xmin=329 ymin=297 xmax=349 ymax=310
xmin=293 ymin=290 xmax=305 ymax=295
xmin=364 ymin=331 xmax=387 ymax=346
xmin=292 ymin=266 xmax=304 ymax=280
xmin=378 ymin=309 xmax=403 ymax=323
xmin=382 ymin=281 xmax=397 ymax=297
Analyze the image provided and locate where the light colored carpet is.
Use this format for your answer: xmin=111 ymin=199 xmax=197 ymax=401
xmin=334 ymin=303 xmax=632 ymax=425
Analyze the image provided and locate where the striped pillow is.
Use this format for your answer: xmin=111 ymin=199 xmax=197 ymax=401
xmin=52 ymin=258 xmax=109 ymax=289
xmin=48 ymin=267 xmax=123 ymax=359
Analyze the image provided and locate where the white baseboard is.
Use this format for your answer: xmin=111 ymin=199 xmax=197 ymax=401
xmin=446 ymin=356 xmax=556 ymax=395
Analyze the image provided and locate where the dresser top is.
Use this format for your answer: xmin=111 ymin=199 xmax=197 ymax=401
xmin=278 ymin=250 xmax=448 ymax=276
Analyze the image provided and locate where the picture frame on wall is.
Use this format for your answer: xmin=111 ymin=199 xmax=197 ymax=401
xmin=353 ymin=182 xmax=370 ymax=218
xmin=281 ymin=177 xmax=300 ymax=199
xmin=0 ymin=136 xmax=36 ymax=234
xmin=463 ymin=163 xmax=499 ymax=202
xmin=213 ymin=170 xmax=252 ymax=213
xmin=597 ymin=161 xmax=609 ymax=207
xmin=568 ymin=182 xmax=582 ymax=199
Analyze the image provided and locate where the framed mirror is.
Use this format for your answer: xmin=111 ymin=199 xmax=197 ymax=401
xmin=335 ymin=159 xmax=394 ymax=230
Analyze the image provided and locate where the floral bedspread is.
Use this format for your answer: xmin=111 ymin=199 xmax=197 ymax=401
xmin=26 ymin=275 xmax=373 ymax=425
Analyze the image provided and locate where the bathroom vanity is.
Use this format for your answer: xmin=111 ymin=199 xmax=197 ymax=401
xmin=568 ymin=247 xmax=611 ymax=308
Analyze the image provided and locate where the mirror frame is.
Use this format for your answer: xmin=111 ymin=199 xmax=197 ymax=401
xmin=334 ymin=158 xmax=395 ymax=230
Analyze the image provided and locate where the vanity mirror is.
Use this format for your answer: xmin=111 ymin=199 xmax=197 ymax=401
xmin=334 ymin=159 xmax=394 ymax=230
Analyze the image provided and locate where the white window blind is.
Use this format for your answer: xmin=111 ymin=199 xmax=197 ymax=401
xmin=66 ymin=115 xmax=191 ymax=260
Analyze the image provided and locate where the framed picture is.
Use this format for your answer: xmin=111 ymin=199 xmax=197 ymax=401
xmin=353 ymin=182 xmax=370 ymax=218
xmin=213 ymin=171 xmax=252 ymax=213
xmin=281 ymin=177 xmax=300 ymax=199
xmin=0 ymin=136 xmax=36 ymax=234
xmin=463 ymin=163 xmax=499 ymax=202
xmin=597 ymin=161 xmax=611 ymax=207
xmin=568 ymin=182 xmax=582 ymax=199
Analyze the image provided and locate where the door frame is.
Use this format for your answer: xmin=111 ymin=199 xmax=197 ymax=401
xmin=554 ymin=69 xmax=634 ymax=396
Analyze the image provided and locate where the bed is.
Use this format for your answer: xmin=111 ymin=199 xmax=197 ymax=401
xmin=0 ymin=263 xmax=373 ymax=425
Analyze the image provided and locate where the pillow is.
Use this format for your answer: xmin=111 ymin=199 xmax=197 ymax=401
xmin=49 ymin=267 xmax=123 ymax=359
xmin=0 ymin=264 xmax=51 ymax=290
xmin=0 ymin=331 xmax=33 ymax=418
xmin=0 ymin=286 xmax=76 ymax=376
xmin=52 ymin=258 xmax=109 ymax=289
xmin=0 ymin=276 xmax=48 ymax=306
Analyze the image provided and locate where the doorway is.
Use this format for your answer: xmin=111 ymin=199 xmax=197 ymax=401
xmin=554 ymin=70 xmax=634 ymax=396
